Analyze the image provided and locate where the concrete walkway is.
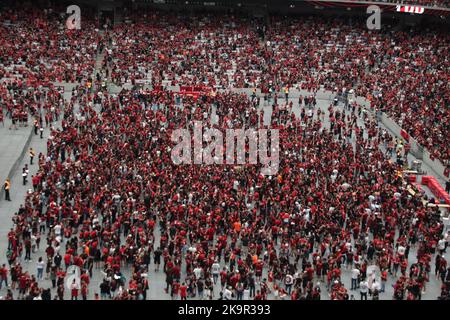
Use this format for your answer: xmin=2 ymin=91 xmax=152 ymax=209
xmin=0 ymin=119 xmax=33 ymax=204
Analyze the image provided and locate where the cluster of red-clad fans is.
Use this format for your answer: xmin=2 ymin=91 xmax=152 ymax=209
xmin=0 ymin=6 xmax=104 ymax=134
xmin=0 ymin=6 xmax=449 ymax=300
xmin=104 ymin=13 xmax=450 ymax=168
xmin=0 ymin=7 xmax=103 ymax=84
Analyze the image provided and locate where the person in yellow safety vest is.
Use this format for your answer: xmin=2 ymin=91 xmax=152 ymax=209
xmin=34 ymin=119 xmax=39 ymax=135
xmin=284 ymin=86 xmax=289 ymax=101
xmin=4 ymin=178 xmax=11 ymax=201
xmin=29 ymin=147 xmax=36 ymax=165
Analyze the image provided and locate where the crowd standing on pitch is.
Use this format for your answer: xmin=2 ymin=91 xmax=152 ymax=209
xmin=0 ymin=7 xmax=449 ymax=300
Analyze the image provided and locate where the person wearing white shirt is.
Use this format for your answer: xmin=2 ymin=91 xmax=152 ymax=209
xmin=284 ymin=274 xmax=294 ymax=294
xmin=54 ymin=223 xmax=62 ymax=237
xmin=438 ymin=238 xmax=446 ymax=254
xmin=243 ymin=288 xmax=250 ymax=300
xmin=444 ymin=231 xmax=449 ymax=250
xmin=54 ymin=241 xmax=61 ymax=253
xmin=193 ymin=266 xmax=203 ymax=280
xmin=359 ymin=280 xmax=368 ymax=300
xmin=223 ymin=286 xmax=233 ymax=300
xmin=397 ymin=245 xmax=406 ymax=257
xmin=36 ymin=257 xmax=45 ymax=280
xmin=371 ymin=280 xmax=381 ymax=293
xmin=31 ymin=234 xmax=37 ymax=253
xmin=211 ymin=261 xmax=220 ymax=284
xmin=351 ymin=268 xmax=360 ymax=290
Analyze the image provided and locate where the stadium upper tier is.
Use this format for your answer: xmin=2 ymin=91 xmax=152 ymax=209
xmin=0 ymin=9 xmax=449 ymax=165
xmin=310 ymin=0 xmax=449 ymax=9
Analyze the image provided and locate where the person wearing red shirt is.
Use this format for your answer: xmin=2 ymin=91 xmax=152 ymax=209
xmin=70 ymin=279 xmax=79 ymax=300
xmin=64 ymin=253 xmax=72 ymax=269
xmin=80 ymin=271 xmax=90 ymax=286
xmin=179 ymin=282 xmax=188 ymax=300
xmin=306 ymin=266 xmax=315 ymax=281
xmin=0 ymin=264 xmax=8 ymax=290
xmin=254 ymin=290 xmax=263 ymax=300
xmin=172 ymin=264 xmax=181 ymax=282
xmin=255 ymin=260 xmax=264 ymax=282
xmin=171 ymin=281 xmax=180 ymax=300
xmin=381 ymin=269 xmax=387 ymax=293
xmin=81 ymin=282 xmax=88 ymax=300
xmin=18 ymin=272 xmax=30 ymax=299
xmin=220 ymin=268 xmax=227 ymax=290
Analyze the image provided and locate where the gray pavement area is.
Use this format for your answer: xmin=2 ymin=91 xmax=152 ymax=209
xmin=0 ymin=119 xmax=33 ymax=201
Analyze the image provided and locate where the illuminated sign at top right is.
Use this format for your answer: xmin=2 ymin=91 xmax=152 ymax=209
xmin=396 ymin=5 xmax=425 ymax=14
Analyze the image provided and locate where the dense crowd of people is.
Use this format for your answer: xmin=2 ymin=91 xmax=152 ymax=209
xmin=0 ymin=8 xmax=448 ymax=165
xmin=0 ymin=5 xmax=449 ymax=301
xmin=0 ymin=7 xmax=103 ymax=85
xmin=102 ymin=14 xmax=450 ymax=166
xmin=0 ymin=79 xmax=65 ymax=130
xmin=1 ymin=82 xmax=449 ymax=300
xmin=105 ymin=13 xmax=265 ymax=89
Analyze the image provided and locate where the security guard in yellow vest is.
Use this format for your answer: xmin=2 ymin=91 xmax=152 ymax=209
xmin=4 ymin=178 xmax=11 ymax=201
xmin=34 ymin=119 xmax=39 ymax=135
xmin=29 ymin=147 xmax=36 ymax=165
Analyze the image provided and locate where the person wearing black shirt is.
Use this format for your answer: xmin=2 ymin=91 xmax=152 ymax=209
xmin=100 ymin=279 xmax=111 ymax=300
xmin=42 ymin=288 xmax=51 ymax=300
xmin=248 ymin=273 xmax=255 ymax=297
xmin=197 ymin=279 xmax=204 ymax=299
xmin=54 ymin=252 xmax=62 ymax=268
xmin=154 ymin=247 xmax=162 ymax=272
